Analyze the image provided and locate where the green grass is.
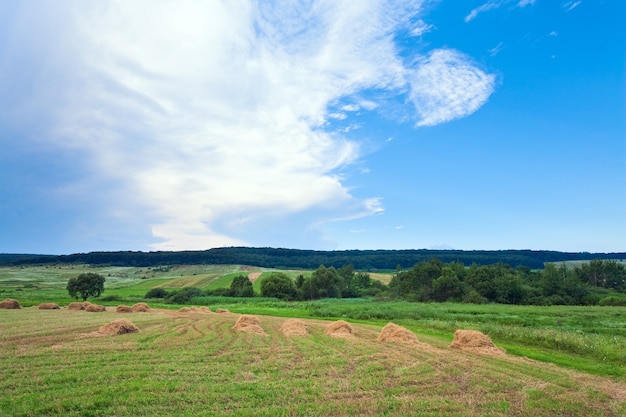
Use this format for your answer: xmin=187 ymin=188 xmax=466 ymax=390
xmin=1 ymin=308 xmax=624 ymax=416
xmin=2 ymin=264 xmax=626 ymax=380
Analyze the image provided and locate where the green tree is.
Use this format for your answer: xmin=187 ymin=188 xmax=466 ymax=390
xmin=310 ymin=265 xmax=342 ymax=298
xmin=432 ymin=267 xmax=465 ymax=302
xmin=66 ymin=273 xmax=105 ymax=301
xmin=229 ymin=275 xmax=254 ymax=297
xmin=260 ymin=273 xmax=297 ymax=300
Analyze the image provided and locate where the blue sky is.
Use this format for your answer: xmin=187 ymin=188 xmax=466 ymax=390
xmin=1 ymin=0 xmax=624 ymax=255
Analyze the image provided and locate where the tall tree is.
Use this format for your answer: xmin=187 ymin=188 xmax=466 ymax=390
xmin=66 ymin=273 xmax=105 ymax=301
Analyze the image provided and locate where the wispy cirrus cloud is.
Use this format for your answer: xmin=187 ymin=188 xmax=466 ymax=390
xmin=465 ymin=0 xmax=535 ymax=23
xmin=563 ymin=1 xmax=582 ymax=12
xmin=2 ymin=0 xmax=495 ymax=251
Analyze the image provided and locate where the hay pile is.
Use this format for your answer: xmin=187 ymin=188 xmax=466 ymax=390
xmin=232 ymin=315 xmax=267 ymax=336
xmin=38 ymin=303 xmax=60 ymax=310
xmin=279 ymin=319 xmax=308 ymax=337
xmin=85 ymin=303 xmax=106 ymax=312
xmin=97 ymin=319 xmax=139 ymax=336
xmin=449 ymin=329 xmax=505 ymax=356
xmin=116 ymin=305 xmax=133 ymax=313
xmin=178 ymin=307 xmax=192 ymax=312
xmin=200 ymin=306 xmax=212 ymax=313
xmin=67 ymin=302 xmax=85 ymax=311
xmin=216 ymin=308 xmax=229 ymax=314
xmin=377 ymin=323 xmax=419 ymax=344
xmin=325 ymin=320 xmax=354 ymax=338
xmin=0 ymin=299 xmax=21 ymax=309
xmin=131 ymin=302 xmax=150 ymax=312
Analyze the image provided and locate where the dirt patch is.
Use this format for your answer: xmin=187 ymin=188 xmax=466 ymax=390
xmin=38 ymin=303 xmax=60 ymax=310
xmin=0 ymin=299 xmax=21 ymax=309
xmin=131 ymin=302 xmax=151 ymax=312
xmin=325 ymin=320 xmax=354 ymax=338
xmin=377 ymin=323 xmax=419 ymax=344
xmin=247 ymin=272 xmax=263 ymax=283
xmin=216 ymin=308 xmax=229 ymax=314
xmin=97 ymin=319 xmax=139 ymax=336
xmin=67 ymin=302 xmax=85 ymax=311
xmin=85 ymin=303 xmax=106 ymax=312
xmin=449 ymin=329 xmax=505 ymax=356
xmin=116 ymin=305 xmax=133 ymax=313
xmin=233 ymin=315 xmax=267 ymax=336
xmin=280 ymin=319 xmax=308 ymax=337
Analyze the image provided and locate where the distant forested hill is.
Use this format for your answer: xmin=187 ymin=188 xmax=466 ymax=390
xmin=1 ymin=247 xmax=624 ymax=270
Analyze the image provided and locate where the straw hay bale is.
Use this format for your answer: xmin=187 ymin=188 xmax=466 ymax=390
xmin=233 ymin=315 xmax=267 ymax=336
xmin=131 ymin=302 xmax=150 ymax=312
xmin=0 ymin=299 xmax=21 ymax=309
xmin=116 ymin=305 xmax=133 ymax=313
xmin=279 ymin=319 xmax=308 ymax=337
xmin=449 ymin=329 xmax=505 ymax=356
xmin=377 ymin=323 xmax=419 ymax=344
xmin=67 ymin=302 xmax=85 ymax=311
xmin=325 ymin=320 xmax=354 ymax=338
xmin=85 ymin=303 xmax=106 ymax=312
xmin=38 ymin=303 xmax=60 ymax=310
xmin=216 ymin=308 xmax=229 ymax=313
xmin=98 ymin=319 xmax=138 ymax=335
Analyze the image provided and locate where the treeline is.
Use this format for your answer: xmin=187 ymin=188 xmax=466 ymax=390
xmin=2 ymin=247 xmax=625 ymax=270
xmin=388 ymin=259 xmax=626 ymax=305
xmin=146 ymin=259 xmax=626 ymax=306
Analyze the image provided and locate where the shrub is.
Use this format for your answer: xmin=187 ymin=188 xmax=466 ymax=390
xmin=260 ymin=273 xmax=297 ymax=300
xmin=144 ymin=288 xmax=169 ymax=299
xmin=165 ymin=287 xmax=204 ymax=304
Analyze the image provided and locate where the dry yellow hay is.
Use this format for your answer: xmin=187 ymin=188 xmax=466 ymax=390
xmin=377 ymin=323 xmax=419 ymax=344
xmin=0 ymin=299 xmax=21 ymax=309
xmin=85 ymin=303 xmax=106 ymax=312
xmin=116 ymin=305 xmax=133 ymax=313
xmin=97 ymin=319 xmax=139 ymax=335
xmin=131 ymin=302 xmax=150 ymax=312
xmin=325 ymin=320 xmax=354 ymax=338
xmin=216 ymin=308 xmax=229 ymax=313
xmin=200 ymin=306 xmax=212 ymax=313
xmin=232 ymin=315 xmax=267 ymax=336
xmin=279 ymin=319 xmax=308 ymax=337
xmin=178 ymin=307 xmax=192 ymax=312
xmin=38 ymin=303 xmax=60 ymax=310
xmin=67 ymin=302 xmax=85 ymax=311
xmin=449 ymin=329 xmax=505 ymax=356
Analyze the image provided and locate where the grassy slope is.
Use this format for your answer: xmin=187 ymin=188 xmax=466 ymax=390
xmin=1 ymin=308 xmax=624 ymax=417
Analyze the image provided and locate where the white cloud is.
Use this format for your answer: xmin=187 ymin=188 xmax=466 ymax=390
xmin=408 ymin=49 xmax=496 ymax=127
xmin=4 ymin=0 xmax=495 ymax=250
xmin=465 ymin=1 xmax=502 ymax=23
xmin=517 ymin=0 xmax=535 ymax=7
xmin=563 ymin=1 xmax=582 ymax=12
xmin=409 ymin=19 xmax=434 ymax=36
xmin=488 ymin=42 xmax=505 ymax=56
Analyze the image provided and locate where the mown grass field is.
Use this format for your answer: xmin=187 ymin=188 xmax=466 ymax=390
xmin=1 ymin=307 xmax=625 ymax=417
xmin=1 ymin=264 xmax=625 ymax=415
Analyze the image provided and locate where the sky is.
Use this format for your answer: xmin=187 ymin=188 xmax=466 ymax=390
xmin=0 ymin=0 xmax=624 ymax=255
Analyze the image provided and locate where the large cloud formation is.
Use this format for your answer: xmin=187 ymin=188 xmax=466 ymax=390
xmin=1 ymin=0 xmax=495 ymax=250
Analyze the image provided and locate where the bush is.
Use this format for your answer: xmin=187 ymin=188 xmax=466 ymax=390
xmin=599 ymin=296 xmax=626 ymax=306
xmin=100 ymin=295 xmax=122 ymax=302
xmin=165 ymin=287 xmax=204 ymax=304
xmin=260 ymin=273 xmax=297 ymax=300
xmin=145 ymin=288 xmax=169 ymax=299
